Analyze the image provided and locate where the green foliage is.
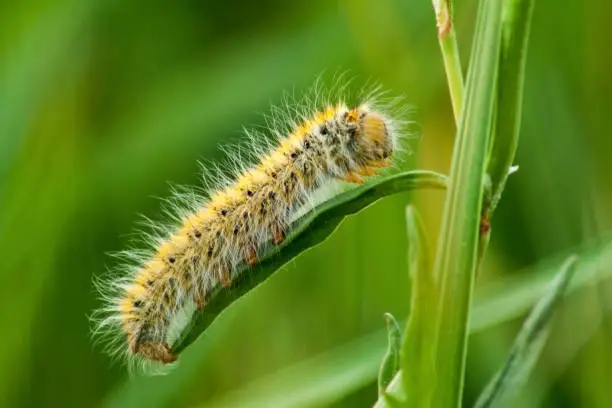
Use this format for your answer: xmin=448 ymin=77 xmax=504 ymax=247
xmin=378 ymin=313 xmax=402 ymax=396
xmin=474 ymin=255 xmax=578 ymax=408
xmin=398 ymin=207 xmax=437 ymax=407
xmin=485 ymin=0 xmax=536 ymax=214
xmin=1 ymin=0 xmax=611 ymax=407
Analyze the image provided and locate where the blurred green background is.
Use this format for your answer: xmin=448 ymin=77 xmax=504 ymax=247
xmin=1 ymin=0 xmax=611 ymax=407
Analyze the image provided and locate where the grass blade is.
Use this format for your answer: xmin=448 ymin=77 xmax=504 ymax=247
xmin=173 ymin=170 xmax=446 ymax=354
xmin=432 ymin=0 xmax=503 ymax=404
xmin=485 ymin=0 xmax=536 ymax=214
xmin=378 ymin=313 xmax=402 ymax=396
xmin=474 ymin=255 xmax=578 ymax=408
xmin=398 ymin=206 xmax=437 ymax=407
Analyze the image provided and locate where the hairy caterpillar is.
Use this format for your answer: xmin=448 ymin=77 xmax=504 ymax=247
xmin=93 ymin=83 xmax=406 ymax=370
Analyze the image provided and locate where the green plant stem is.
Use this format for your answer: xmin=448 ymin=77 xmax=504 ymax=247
xmin=439 ymin=29 xmax=465 ymax=122
xmin=434 ymin=0 xmax=465 ymax=122
xmin=432 ymin=0 xmax=503 ymax=405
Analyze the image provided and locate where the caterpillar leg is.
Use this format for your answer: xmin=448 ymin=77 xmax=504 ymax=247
xmin=220 ymin=270 xmax=232 ymax=288
xmin=341 ymin=172 xmax=365 ymax=184
xmin=135 ymin=341 xmax=177 ymax=364
xmin=194 ymin=293 xmax=206 ymax=310
xmin=246 ymin=246 xmax=258 ymax=266
xmin=273 ymin=228 xmax=285 ymax=245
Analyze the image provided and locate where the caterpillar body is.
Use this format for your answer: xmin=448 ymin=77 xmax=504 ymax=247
xmin=94 ymin=88 xmax=403 ymax=370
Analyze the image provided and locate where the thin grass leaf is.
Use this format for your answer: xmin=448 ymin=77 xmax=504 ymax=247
xmin=432 ymin=0 xmax=503 ymax=404
xmin=471 ymin=239 xmax=609 ymax=332
xmin=379 ymin=313 xmax=402 ymax=396
xmin=398 ymin=206 xmax=437 ymax=407
xmin=474 ymin=255 xmax=578 ymax=408
xmin=173 ymin=170 xmax=447 ymax=354
xmin=485 ymin=0 xmax=536 ymax=214
xmin=432 ymin=0 xmax=465 ymax=122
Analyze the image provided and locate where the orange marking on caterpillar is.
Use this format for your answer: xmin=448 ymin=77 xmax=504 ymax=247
xmin=194 ymin=294 xmax=206 ymax=310
xmin=356 ymin=167 xmax=378 ymax=177
xmin=369 ymin=159 xmax=393 ymax=168
xmin=341 ymin=172 xmax=365 ymax=184
xmin=247 ymin=247 xmax=258 ymax=265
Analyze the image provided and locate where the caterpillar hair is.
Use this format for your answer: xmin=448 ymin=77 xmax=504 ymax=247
xmin=92 ymin=79 xmax=410 ymax=372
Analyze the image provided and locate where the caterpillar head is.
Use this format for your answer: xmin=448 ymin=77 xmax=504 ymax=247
xmin=344 ymin=106 xmax=394 ymax=169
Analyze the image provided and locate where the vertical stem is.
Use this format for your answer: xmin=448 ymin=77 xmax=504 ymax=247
xmin=432 ymin=0 xmax=503 ymax=404
xmin=435 ymin=0 xmax=465 ymax=123
xmin=439 ymin=31 xmax=465 ymax=122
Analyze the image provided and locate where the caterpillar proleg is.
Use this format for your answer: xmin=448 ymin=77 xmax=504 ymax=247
xmin=93 ymin=82 xmax=407 ymax=371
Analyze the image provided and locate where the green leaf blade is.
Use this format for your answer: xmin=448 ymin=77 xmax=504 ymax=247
xmin=379 ymin=313 xmax=402 ymax=395
xmin=400 ymin=206 xmax=437 ymax=408
xmin=485 ymin=0 xmax=536 ymax=213
xmin=474 ymin=255 xmax=578 ymax=408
